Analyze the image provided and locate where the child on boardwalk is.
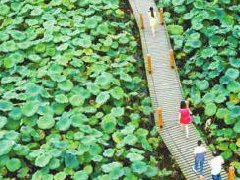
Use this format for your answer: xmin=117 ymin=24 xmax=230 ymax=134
xmin=179 ymin=100 xmax=192 ymax=138
xmin=192 ymin=140 xmax=207 ymax=178
xmin=210 ymin=151 xmax=224 ymax=180
xmin=148 ymin=7 xmax=157 ymax=37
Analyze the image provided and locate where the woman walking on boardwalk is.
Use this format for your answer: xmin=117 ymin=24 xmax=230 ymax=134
xmin=148 ymin=7 xmax=157 ymax=37
xmin=179 ymin=100 xmax=192 ymax=138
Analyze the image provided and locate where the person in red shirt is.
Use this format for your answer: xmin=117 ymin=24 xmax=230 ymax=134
xmin=179 ymin=100 xmax=192 ymax=138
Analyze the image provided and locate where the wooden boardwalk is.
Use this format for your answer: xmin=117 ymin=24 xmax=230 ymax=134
xmin=128 ymin=0 xmax=228 ymax=179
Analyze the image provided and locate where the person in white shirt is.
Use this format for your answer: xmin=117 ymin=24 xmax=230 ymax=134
xmin=192 ymin=140 xmax=207 ymax=177
xmin=148 ymin=7 xmax=157 ymax=37
xmin=210 ymin=151 xmax=224 ymax=180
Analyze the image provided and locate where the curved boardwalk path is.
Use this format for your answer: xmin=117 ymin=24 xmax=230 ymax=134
xmin=128 ymin=0 xmax=228 ymax=179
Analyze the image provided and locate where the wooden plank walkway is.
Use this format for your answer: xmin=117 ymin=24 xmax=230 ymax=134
xmin=128 ymin=0 xmax=228 ymax=179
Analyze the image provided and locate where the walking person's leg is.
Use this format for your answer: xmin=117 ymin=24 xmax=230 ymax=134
xmin=217 ymin=174 xmax=222 ymax=180
xmin=192 ymin=158 xmax=198 ymax=173
xmin=212 ymin=175 xmax=217 ymax=180
xmin=185 ymin=125 xmax=189 ymax=138
xmin=150 ymin=26 xmax=155 ymax=37
xmin=199 ymin=159 xmax=204 ymax=176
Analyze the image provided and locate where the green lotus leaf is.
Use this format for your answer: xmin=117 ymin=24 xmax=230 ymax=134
xmin=58 ymin=80 xmax=73 ymax=92
xmin=196 ymin=80 xmax=209 ymax=90
xmin=9 ymin=51 xmax=25 ymax=63
xmin=145 ymin=165 xmax=158 ymax=177
xmin=209 ymin=35 xmax=224 ymax=47
xmin=221 ymin=14 xmax=234 ymax=26
xmin=131 ymin=161 xmax=147 ymax=174
xmin=73 ymin=171 xmax=88 ymax=180
xmin=96 ymin=91 xmax=110 ymax=105
xmin=123 ymin=134 xmax=138 ymax=145
xmin=9 ymin=107 xmax=22 ymax=120
xmin=35 ymin=153 xmax=52 ymax=167
xmin=28 ymin=54 xmax=41 ymax=63
xmin=71 ymin=114 xmax=88 ymax=127
xmin=126 ymin=152 xmax=144 ymax=162
xmin=31 ymin=6 xmax=43 ymax=16
xmin=95 ymin=72 xmax=113 ymax=86
xmin=37 ymin=115 xmax=55 ymax=130
xmin=69 ymin=95 xmax=85 ymax=107
xmin=22 ymin=101 xmax=39 ymax=117
xmin=85 ymin=16 xmax=99 ymax=29
xmin=97 ymin=23 xmax=109 ymax=35
xmin=65 ymin=152 xmax=79 ymax=169
xmin=227 ymin=81 xmax=240 ymax=93
xmin=225 ymin=68 xmax=239 ymax=80
xmin=54 ymin=172 xmax=66 ymax=180
xmin=52 ymin=102 xmax=66 ymax=115
xmin=0 ymin=4 xmax=10 ymax=16
xmin=0 ymin=116 xmax=7 ymax=129
xmin=55 ymin=94 xmax=68 ymax=104
xmin=167 ymin=25 xmax=183 ymax=35
xmin=87 ymin=83 xmax=100 ymax=95
xmin=201 ymin=47 xmax=217 ymax=58
xmin=103 ymin=149 xmax=114 ymax=157
xmin=6 ymin=158 xmax=21 ymax=172
xmin=9 ymin=30 xmax=26 ymax=41
xmin=120 ymin=72 xmax=132 ymax=82
xmin=0 ymin=100 xmax=13 ymax=111
xmin=102 ymin=162 xmax=122 ymax=173
xmin=230 ymin=106 xmax=240 ymax=119
xmin=102 ymin=0 xmax=119 ymax=7
xmin=48 ymin=158 xmax=60 ymax=170
xmin=109 ymin=166 xmax=124 ymax=180
xmin=204 ymin=103 xmax=217 ymax=116
xmin=3 ymin=56 xmax=16 ymax=69
xmin=25 ymin=19 xmax=39 ymax=26
xmin=214 ymin=94 xmax=226 ymax=104
xmin=1 ymin=40 xmax=18 ymax=52
xmin=78 ymin=38 xmax=92 ymax=48
xmin=56 ymin=116 xmax=72 ymax=131
xmin=110 ymin=86 xmax=125 ymax=100
xmin=221 ymin=150 xmax=233 ymax=160
xmin=34 ymin=43 xmax=46 ymax=53
xmin=25 ymin=83 xmax=42 ymax=95
xmin=0 ymin=140 xmax=14 ymax=156
xmin=202 ymin=93 xmax=215 ymax=104
xmin=111 ymin=107 xmax=124 ymax=117
xmin=101 ymin=114 xmax=117 ymax=134
xmin=0 ymin=31 xmax=9 ymax=41
xmin=172 ymin=0 xmax=184 ymax=6
xmin=229 ymin=57 xmax=240 ymax=68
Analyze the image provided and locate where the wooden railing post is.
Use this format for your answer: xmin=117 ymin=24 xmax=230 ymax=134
xmin=139 ymin=13 xmax=144 ymax=30
xmin=159 ymin=8 xmax=164 ymax=25
xmin=228 ymin=166 xmax=235 ymax=180
xmin=169 ymin=49 xmax=175 ymax=69
xmin=156 ymin=107 xmax=163 ymax=128
xmin=146 ymin=54 xmax=152 ymax=74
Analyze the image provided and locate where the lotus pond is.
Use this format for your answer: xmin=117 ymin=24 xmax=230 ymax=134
xmin=0 ymin=0 xmax=184 ymax=179
xmin=156 ymin=0 xmax=240 ymax=177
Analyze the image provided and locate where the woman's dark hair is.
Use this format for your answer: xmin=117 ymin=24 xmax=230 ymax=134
xmin=197 ymin=140 xmax=202 ymax=146
xmin=180 ymin=100 xmax=186 ymax=109
xmin=150 ymin=7 xmax=154 ymax=18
